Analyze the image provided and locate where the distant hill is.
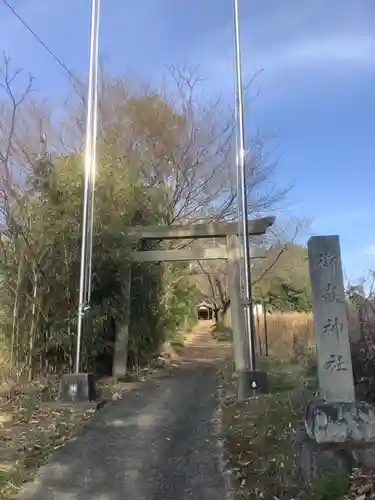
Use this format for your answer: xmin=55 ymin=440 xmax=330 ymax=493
xmin=187 ymin=242 xmax=312 ymax=318
xmin=252 ymin=243 xmax=312 ymax=312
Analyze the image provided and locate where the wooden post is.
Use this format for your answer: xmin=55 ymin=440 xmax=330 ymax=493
xmin=262 ymin=299 xmax=269 ymax=357
xmin=256 ymin=303 xmax=262 ymax=356
xmin=226 ymin=234 xmax=246 ymax=372
xmin=112 ymin=266 xmax=132 ymax=379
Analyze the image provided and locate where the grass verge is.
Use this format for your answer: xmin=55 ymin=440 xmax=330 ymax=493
xmin=220 ymin=357 xmax=312 ymax=499
xmin=220 ymin=355 xmax=375 ymax=500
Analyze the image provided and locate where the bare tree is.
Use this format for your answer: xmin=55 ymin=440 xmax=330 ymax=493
xmin=0 ymin=55 xmax=58 ymax=373
xmin=63 ymin=65 xmax=288 ymax=227
xmin=189 ymin=218 xmax=309 ymax=322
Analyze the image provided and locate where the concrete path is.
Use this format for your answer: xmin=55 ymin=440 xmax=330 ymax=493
xmin=19 ymin=322 xmax=230 ymax=500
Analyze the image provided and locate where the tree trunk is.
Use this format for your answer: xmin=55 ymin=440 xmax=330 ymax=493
xmin=10 ymin=254 xmax=23 ymax=368
xmin=28 ymin=267 xmax=38 ymax=381
xmin=221 ymin=299 xmax=230 ymax=316
xmin=212 ymin=308 xmax=218 ymax=324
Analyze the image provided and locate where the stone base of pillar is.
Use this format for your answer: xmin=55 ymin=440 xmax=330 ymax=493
xmin=237 ymin=369 xmax=269 ymax=400
xmin=305 ymin=398 xmax=375 ymax=444
xmin=294 ymin=398 xmax=375 ymax=486
xmin=43 ymin=373 xmax=105 ymax=411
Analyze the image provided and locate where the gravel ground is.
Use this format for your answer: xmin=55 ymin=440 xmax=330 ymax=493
xmin=17 ymin=325 xmax=229 ymax=500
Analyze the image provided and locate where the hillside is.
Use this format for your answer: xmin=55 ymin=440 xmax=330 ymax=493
xmin=253 ymin=243 xmax=312 ymax=312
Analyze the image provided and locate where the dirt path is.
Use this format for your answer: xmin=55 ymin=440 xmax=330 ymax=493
xmin=17 ymin=322 xmax=230 ymax=500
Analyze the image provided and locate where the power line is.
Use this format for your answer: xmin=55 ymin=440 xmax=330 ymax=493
xmin=2 ymin=0 xmax=79 ymax=83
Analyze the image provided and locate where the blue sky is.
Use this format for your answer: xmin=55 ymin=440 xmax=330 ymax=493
xmin=1 ymin=0 xmax=375 ymax=283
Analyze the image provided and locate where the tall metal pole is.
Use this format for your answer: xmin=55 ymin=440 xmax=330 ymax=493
xmin=232 ymin=0 xmax=257 ymax=371
xmin=232 ymin=5 xmax=242 ymax=241
xmin=232 ymin=0 xmax=244 ymax=296
xmin=87 ymin=0 xmax=101 ymax=300
xmin=75 ymin=0 xmax=101 ymax=373
xmin=232 ymin=1 xmax=245 ymax=347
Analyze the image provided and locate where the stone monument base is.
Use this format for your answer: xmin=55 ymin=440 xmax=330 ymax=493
xmin=237 ymin=369 xmax=268 ymax=400
xmin=295 ymin=398 xmax=375 ymax=486
xmin=44 ymin=373 xmax=105 ymax=411
xmin=305 ymin=398 xmax=375 ymax=444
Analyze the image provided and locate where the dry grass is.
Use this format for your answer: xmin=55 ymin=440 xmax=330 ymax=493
xmin=259 ymin=311 xmax=314 ymax=359
xmin=220 ymin=357 xmax=312 ymax=500
xmin=262 ymin=310 xmax=361 ymax=358
xmin=218 ymin=310 xmax=317 ymax=498
xmin=219 ymin=312 xmax=316 ymax=499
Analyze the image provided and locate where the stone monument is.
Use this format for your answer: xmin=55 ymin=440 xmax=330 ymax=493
xmin=296 ymin=235 xmax=375 ymax=485
xmin=308 ymin=235 xmax=355 ymax=403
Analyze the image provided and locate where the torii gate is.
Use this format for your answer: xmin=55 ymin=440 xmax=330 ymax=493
xmin=112 ymin=216 xmax=275 ymax=379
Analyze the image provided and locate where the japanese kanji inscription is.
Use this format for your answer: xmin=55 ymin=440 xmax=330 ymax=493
xmin=308 ymin=235 xmax=355 ymax=403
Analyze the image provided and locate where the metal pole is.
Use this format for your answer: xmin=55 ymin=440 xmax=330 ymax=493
xmin=232 ymin=0 xmax=245 ymax=306
xmin=232 ymin=0 xmax=257 ymax=371
xmin=75 ymin=0 xmax=101 ymax=374
xmin=232 ymin=6 xmax=242 ymax=240
xmin=87 ymin=0 xmax=101 ymax=300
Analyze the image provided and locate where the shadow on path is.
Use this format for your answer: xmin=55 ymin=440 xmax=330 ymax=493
xmin=18 ymin=322 xmax=229 ymax=500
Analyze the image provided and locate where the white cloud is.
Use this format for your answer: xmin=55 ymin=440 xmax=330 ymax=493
xmin=257 ymin=35 xmax=375 ymax=71
xmin=363 ymin=245 xmax=375 ymax=257
xmin=201 ymin=33 xmax=375 ymax=89
xmin=190 ymin=1 xmax=375 ymax=93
